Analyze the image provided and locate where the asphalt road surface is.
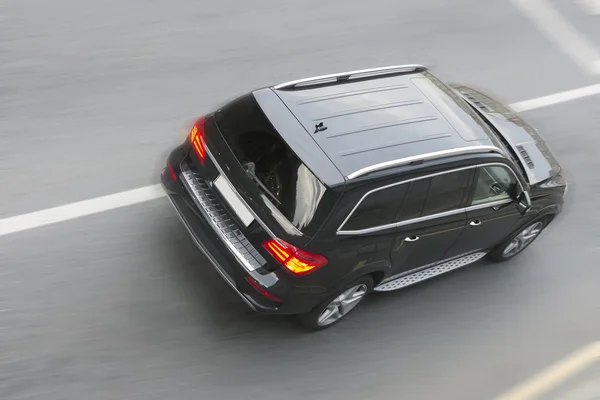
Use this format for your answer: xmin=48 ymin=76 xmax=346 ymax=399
xmin=2 ymin=0 xmax=600 ymax=399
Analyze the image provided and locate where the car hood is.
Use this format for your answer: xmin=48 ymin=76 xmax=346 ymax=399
xmin=452 ymin=85 xmax=562 ymax=185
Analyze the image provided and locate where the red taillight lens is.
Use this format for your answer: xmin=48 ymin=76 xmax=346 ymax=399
xmin=166 ymin=161 xmax=177 ymax=181
xmin=245 ymin=276 xmax=282 ymax=302
xmin=189 ymin=116 xmax=206 ymax=163
xmin=262 ymin=238 xmax=328 ymax=275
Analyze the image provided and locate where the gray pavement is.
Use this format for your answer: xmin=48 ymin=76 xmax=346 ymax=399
xmin=2 ymin=0 xmax=600 ymax=399
xmin=1 ymin=0 xmax=597 ymax=218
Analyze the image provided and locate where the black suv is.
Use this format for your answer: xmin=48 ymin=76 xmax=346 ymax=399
xmin=161 ymin=64 xmax=567 ymax=330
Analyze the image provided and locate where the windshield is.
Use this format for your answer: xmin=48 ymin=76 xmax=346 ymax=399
xmin=213 ymin=93 xmax=328 ymax=233
xmin=462 ymin=100 xmax=530 ymax=181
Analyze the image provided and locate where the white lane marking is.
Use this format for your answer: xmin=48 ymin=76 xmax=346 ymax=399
xmin=560 ymin=373 xmax=600 ymax=400
xmin=511 ymin=0 xmax=600 ymax=75
xmin=494 ymin=341 xmax=600 ymax=400
xmin=1 ymin=83 xmax=600 ymax=237
xmin=509 ymin=83 xmax=600 ymax=111
xmin=0 ymin=185 xmax=165 ymax=237
xmin=577 ymin=0 xmax=600 ymax=15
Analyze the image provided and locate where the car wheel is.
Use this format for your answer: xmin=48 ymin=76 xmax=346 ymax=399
xmin=488 ymin=218 xmax=547 ymax=262
xmin=299 ymin=276 xmax=373 ymax=331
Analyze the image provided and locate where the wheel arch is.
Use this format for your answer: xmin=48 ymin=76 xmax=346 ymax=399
xmin=370 ymin=270 xmax=386 ymax=287
xmin=331 ymin=263 xmax=390 ymax=295
xmin=536 ymin=205 xmax=558 ymax=226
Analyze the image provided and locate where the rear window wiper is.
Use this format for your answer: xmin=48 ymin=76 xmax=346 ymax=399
xmin=243 ymin=162 xmax=282 ymax=206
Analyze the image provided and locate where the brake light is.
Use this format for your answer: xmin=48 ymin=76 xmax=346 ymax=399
xmin=166 ymin=161 xmax=177 ymax=181
xmin=245 ymin=276 xmax=282 ymax=302
xmin=262 ymin=238 xmax=328 ymax=275
xmin=189 ymin=116 xmax=206 ymax=164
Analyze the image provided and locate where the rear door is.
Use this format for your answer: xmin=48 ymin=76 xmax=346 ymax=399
xmin=338 ymin=167 xmax=473 ymax=276
xmin=388 ymin=168 xmax=473 ymax=276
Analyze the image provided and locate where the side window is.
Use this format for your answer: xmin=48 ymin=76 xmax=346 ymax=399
xmin=342 ymin=183 xmax=409 ymax=231
xmin=396 ymin=178 xmax=430 ymax=222
xmin=341 ymin=169 xmax=473 ymax=232
xmin=423 ymin=169 xmax=472 ymax=216
xmin=470 ymin=165 xmax=517 ymax=206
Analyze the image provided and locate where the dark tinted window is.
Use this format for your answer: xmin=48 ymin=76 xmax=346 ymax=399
xmin=342 ymin=184 xmax=409 ymax=231
xmin=397 ymin=179 xmax=430 ymax=221
xmin=342 ymin=169 xmax=473 ymax=232
xmin=214 ymin=93 xmax=328 ymax=232
xmin=423 ymin=169 xmax=472 ymax=215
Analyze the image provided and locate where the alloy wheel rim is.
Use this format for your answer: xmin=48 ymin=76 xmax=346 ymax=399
xmin=502 ymin=222 xmax=543 ymax=257
xmin=317 ymin=284 xmax=368 ymax=326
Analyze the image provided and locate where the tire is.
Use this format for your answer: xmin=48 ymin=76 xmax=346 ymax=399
xmin=487 ymin=217 xmax=548 ymax=262
xmin=299 ymin=276 xmax=373 ymax=331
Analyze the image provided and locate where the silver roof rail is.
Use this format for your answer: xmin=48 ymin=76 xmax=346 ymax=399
xmin=273 ymin=64 xmax=428 ymax=90
xmin=346 ymin=145 xmax=505 ymax=180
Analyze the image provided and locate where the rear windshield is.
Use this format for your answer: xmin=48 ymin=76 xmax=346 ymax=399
xmin=214 ymin=93 xmax=328 ymax=233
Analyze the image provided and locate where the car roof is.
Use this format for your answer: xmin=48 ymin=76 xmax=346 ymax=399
xmin=269 ymin=66 xmax=501 ymax=181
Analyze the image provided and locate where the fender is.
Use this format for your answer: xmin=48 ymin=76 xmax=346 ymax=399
xmin=506 ymin=208 xmax=556 ymax=242
xmin=537 ymin=204 xmax=558 ymax=215
xmin=536 ymin=204 xmax=559 ymax=226
xmin=330 ymin=259 xmax=391 ymax=294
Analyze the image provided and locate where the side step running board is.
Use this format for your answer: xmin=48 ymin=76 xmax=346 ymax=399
xmin=374 ymin=252 xmax=487 ymax=292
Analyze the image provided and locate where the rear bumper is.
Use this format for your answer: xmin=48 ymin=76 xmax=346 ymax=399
xmin=160 ymin=139 xmax=335 ymax=315
xmin=162 ymin=173 xmax=293 ymax=313
xmin=160 ymin=149 xmax=330 ymax=315
xmin=162 ymin=183 xmax=260 ymax=311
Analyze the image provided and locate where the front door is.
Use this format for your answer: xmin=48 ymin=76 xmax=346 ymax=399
xmin=388 ymin=167 xmax=473 ymax=275
xmin=445 ymin=164 xmax=524 ymax=258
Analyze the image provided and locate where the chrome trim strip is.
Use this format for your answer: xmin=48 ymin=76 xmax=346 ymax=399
xmin=162 ymin=186 xmax=257 ymax=311
xmin=338 ymin=208 xmax=464 ymax=236
xmin=466 ymin=198 xmax=513 ymax=212
xmin=337 ymin=162 xmax=523 ymax=235
xmin=273 ymin=64 xmax=427 ymax=90
xmin=180 ymin=167 xmax=266 ymax=272
xmin=204 ymin=145 xmax=278 ymax=239
xmin=346 ymin=145 xmax=505 ymax=180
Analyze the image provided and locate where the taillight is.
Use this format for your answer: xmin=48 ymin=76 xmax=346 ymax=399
xmin=245 ymin=276 xmax=282 ymax=302
xmin=166 ymin=161 xmax=177 ymax=181
xmin=189 ymin=116 xmax=206 ymax=164
xmin=262 ymin=238 xmax=328 ymax=275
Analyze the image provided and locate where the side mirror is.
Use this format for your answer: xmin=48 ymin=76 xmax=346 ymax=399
xmin=515 ymin=190 xmax=532 ymax=215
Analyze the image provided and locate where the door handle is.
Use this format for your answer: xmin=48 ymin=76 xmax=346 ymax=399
xmin=469 ymin=220 xmax=482 ymax=226
xmin=405 ymin=235 xmax=420 ymax=242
